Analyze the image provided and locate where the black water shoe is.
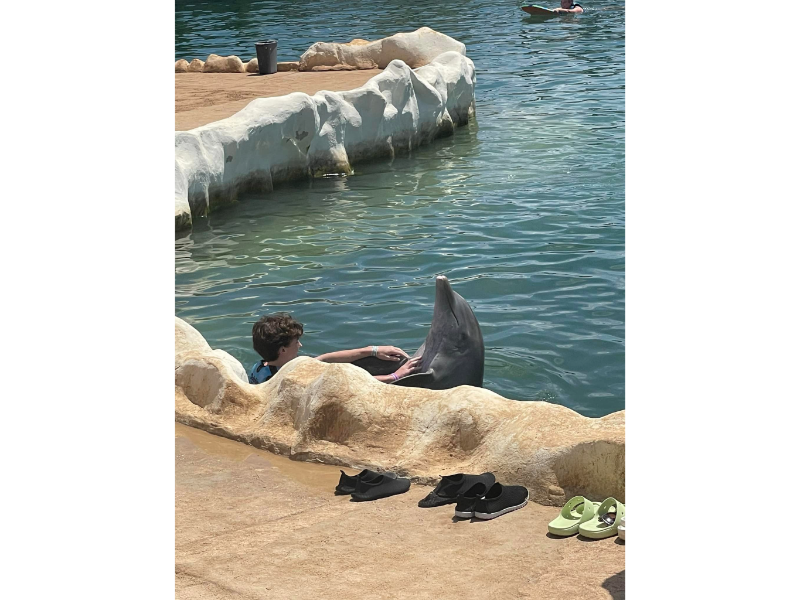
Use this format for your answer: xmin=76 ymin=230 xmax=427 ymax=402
xmin=453 ymin=482 xmax=490 ymax=518
xmin=350 ymin=473 xmax=410 ymax=501
xmin=418 ymin=472 xmax=496 ymax=508
xmin=335 ymin=469 xmax=396 ymax=495
xmin=473 ymin=482 xmax=529 ymax=520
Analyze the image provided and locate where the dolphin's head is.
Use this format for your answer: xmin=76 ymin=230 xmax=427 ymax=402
xmin=355 ymin=275 xmax=485 ymax=389
xmin=418 ymin=275 xmax=484 ymax=373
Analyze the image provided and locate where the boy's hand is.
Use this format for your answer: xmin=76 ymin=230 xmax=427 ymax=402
xmin=376 ymin=346 xmax=410 ymax=361
xmin=394 ymin=356 xmax=423 ymax=379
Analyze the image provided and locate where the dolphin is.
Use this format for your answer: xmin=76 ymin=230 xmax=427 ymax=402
xmin=352 ymin=275 xmax=485 ymax=389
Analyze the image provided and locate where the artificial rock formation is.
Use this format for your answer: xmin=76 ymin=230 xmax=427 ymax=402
xmin=175 ymin=317 xmax=248 ymax=384
xmin=310 ymin=64 xmax=359 ymax=72
xmin=203 ymin=54 xmax=246 ymax=73
xmin=174 ymin=317 xmax=625 ymax=507
xmin=176 ymin=26 xmax=459 ymax=74
xmin=299 ymin=27 xmax=466 ymax=71
xmin=175 ymin=51 xmax=476 ymax=230
xmin=178 ymin=56 xmax=298 ymax=74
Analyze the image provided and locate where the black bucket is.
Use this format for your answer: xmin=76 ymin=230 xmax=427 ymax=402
xmin=255 ymin=40 xmax=278 ymax=75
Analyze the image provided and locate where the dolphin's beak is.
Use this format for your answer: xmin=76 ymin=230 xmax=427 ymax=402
xmin=434 ymin=275 xmax=458 ymax=326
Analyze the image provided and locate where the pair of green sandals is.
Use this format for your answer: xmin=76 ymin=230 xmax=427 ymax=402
xmin=547 ymin=496 xmax=626 ymax=539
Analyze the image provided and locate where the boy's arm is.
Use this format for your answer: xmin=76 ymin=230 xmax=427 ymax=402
xmin=315 ymin=345 xmax=409 ymax=363
xmin=315 ymin=347 xmax=372 ymax=363
xmin=372 ymin=357 xmax=422 ymax=383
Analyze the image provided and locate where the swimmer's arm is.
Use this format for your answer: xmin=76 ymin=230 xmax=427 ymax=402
xmin=315 ymin=345 xmax=410 ymax=363
xmin=374 ymin=374 xmax=398 ymax=383
xmin=373 ymin=356 xmax=424 ymax=383
xmin=315 ymin=347 xmax=373 ymax=363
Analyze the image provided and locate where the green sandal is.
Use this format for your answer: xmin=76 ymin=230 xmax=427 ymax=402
xmin=578 ymin=497 xmax=625 ymax=539
xmin=547 ymin=496 xmax=600 ymax=537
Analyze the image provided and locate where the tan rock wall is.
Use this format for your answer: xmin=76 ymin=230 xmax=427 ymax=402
xmin=174 ymin=318 xmax=625 ymax=506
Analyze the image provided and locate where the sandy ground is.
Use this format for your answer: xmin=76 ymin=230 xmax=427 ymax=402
xmin=175 ymin=71 xmax=382 ymax=131
xmin=175 ymin=423 xmax=624 ymax=600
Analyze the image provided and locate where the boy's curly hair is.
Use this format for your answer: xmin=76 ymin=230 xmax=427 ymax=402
xmin=252 ymin=313 xmax=304 ymax=361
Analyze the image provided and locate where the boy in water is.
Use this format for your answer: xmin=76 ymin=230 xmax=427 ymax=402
xmin=553 ymin=1 xmax=584 ymax=13
xmin=248 ymin=312 xmax=422 ymax=384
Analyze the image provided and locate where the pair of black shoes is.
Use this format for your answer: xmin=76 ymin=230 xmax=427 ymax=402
xmin=454 ymin=480 xmax=529 ymax=520
xmin=419 ymin=472 xmax=529 ymax=520
xmin=335 ymin=469 xmax=411 ymax=501
xmin=418 ymin=472 xmax=497 ymax=507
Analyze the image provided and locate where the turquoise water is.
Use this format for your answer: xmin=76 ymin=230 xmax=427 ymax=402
xmin=175 ymin=1 xmax=625 ymax=417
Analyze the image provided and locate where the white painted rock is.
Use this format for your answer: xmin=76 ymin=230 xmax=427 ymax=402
xmin=174 ymin=51 xmax=476 ymax=229
xmin=187 ymin=58 xmax=205 ymax=72
xmin=299 ymin=27 xmax=466 ymax=71
xmin=174 ymin=318 xmax=625 ymax=506
xmin=245 ymin=58 xmax=259 ymax=73
xmin=175 ymin=59 xmax=189 ymax=73
xmin=203 ymin=54 xmax=246 ymax=73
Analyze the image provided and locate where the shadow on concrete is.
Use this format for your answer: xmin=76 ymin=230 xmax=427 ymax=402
xmin=602 ymin=570 xmax=625 ymax=600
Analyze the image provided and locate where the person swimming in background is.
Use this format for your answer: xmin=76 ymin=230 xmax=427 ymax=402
xmin=553 ymin=0 xmax=584 ymax=13
xmin=248 ymin=312 xmax=422 ymax=385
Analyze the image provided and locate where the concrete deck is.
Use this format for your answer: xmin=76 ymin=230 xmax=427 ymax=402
xmin=175 ymin=70 xmax=382 ymax=131
xmin=175 ymin=423 xmax=625 ymax=600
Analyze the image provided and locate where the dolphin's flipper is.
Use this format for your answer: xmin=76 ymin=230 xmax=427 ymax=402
xmin=392 ymin=369 xmax=436 ymax=387
xmin=351 ymin=356 xmax=409 ymax=376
